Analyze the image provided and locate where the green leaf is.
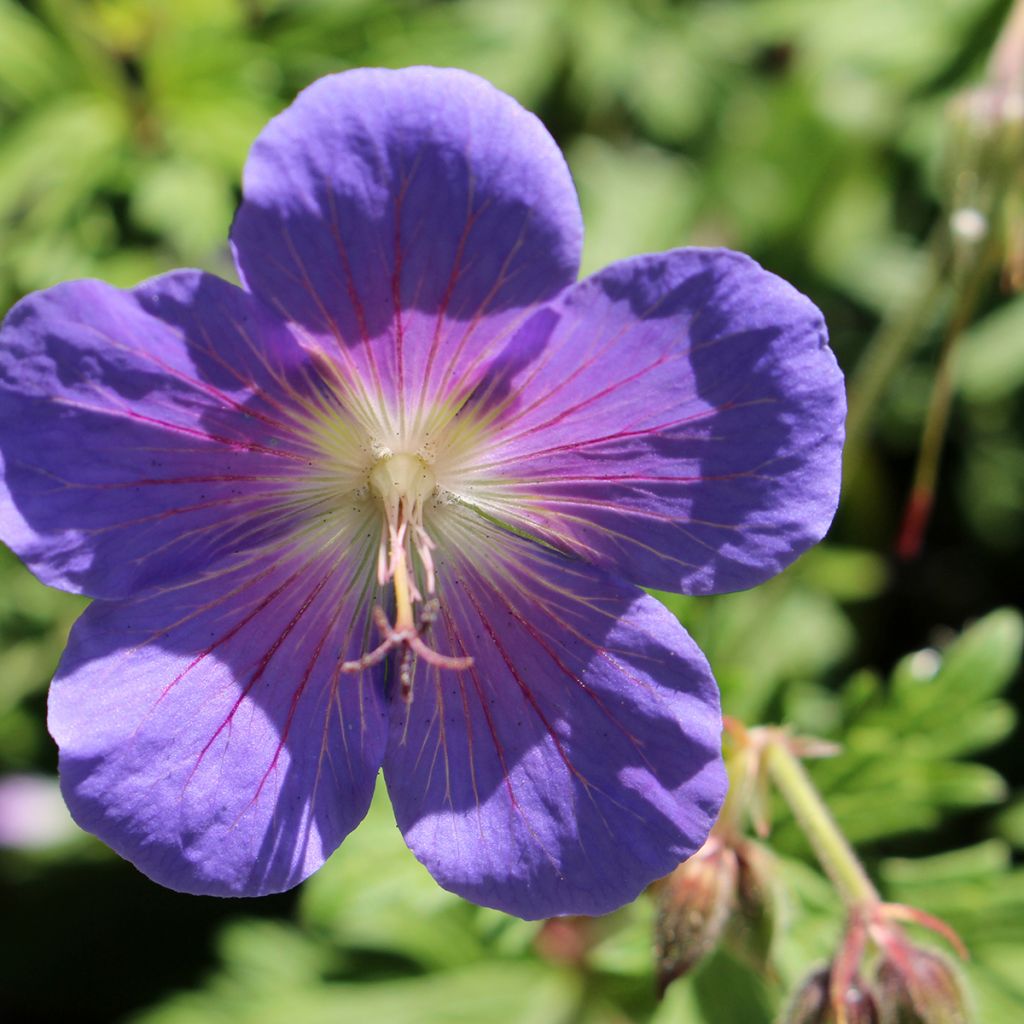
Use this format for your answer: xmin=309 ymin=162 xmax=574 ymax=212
xmin=789 ymin=545 xmax=889 ymax=603
xmin=775 ymin=609 xmax=1023 ymax=847
xmin=892 ymin=608 xmax=1023 ymax=707
xmin=0 ymin=553 xmax=85 ymax=771
xmin=0 ymin=0 xmax=72 ymax=108
xmin=660 ymin=567 xmax=855 ymax=722
xmin=217 ymin=919 xmax=334 ymax=989
xmin=300 ymin=781 xmax=534 ymax=970
xmin=0 ymin=93 xmax=127 ymax=228
xmin=958 ymin=295 xmax=1024 ymax=403
xmin=692 ymin=950 xmax=775 ymax=1024
xmin=808 ymin=160 xmax=933 ymax=313
xmin=958 ymin=434 xmax=1024 ymax=551
xmin=131 ymin=158 xmax=234 ymax=262
xmin=129 ymin=960 xmax=578 ymax=1024
xmin=995 ymin=795 xmax=1024 ymax=852
xmin=567 ymin=136 xmax=698 ymax=278
xmin=881 ymin=842 xmax=1024 ymax=1020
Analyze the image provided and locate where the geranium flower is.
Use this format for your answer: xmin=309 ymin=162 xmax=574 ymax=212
xmin=0 ymin=68 xmax=844 ymax=918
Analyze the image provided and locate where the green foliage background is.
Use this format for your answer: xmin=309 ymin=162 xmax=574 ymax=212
xmin=1 ymin=1 xmax=1023 ymax=1021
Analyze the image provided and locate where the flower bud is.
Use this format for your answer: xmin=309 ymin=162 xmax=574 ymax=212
xmin=725 ymin=839 xmax=777 ymax=973
xmin=534 ymin=916 xmax=598 ymax=968
xmin=944 ymin=1 xmax=1024 ymax=291
xmin=875 ymin=945 xmax=971 ymax=1024
xmin=654 ymin=837 xmax=738 ymax=996
xmin=784 ymin=967 xmax=881 ymax=1024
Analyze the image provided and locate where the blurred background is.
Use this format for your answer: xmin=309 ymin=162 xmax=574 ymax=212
xmin=1 ymin=0 xmax=1023 ymax=1021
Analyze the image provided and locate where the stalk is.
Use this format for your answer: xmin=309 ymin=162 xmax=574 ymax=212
xmin=763 ymin=736 xmax=879 ymax=910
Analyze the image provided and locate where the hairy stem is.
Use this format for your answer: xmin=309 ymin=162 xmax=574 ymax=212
xmin=763 ymin=736 xmax=879 ymax=910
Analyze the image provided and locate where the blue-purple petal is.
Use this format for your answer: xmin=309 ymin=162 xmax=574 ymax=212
xmin=383 ymin=519 xmax=725 ymax=919
xmin=0 ymin=271 xmax=324 ymax=599
xmin=478 ymin=248 xmax=846 ymax=594
xmin=49 ymin=547 xmax=388 ymax=896
xmin=231 ymin=66 xmax=583 ymax=413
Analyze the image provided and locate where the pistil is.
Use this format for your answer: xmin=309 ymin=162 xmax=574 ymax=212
xmin=341 ymin=451 xmax=472 ymax=699
xmin=391 ymin=540 xmax=416 ymax=631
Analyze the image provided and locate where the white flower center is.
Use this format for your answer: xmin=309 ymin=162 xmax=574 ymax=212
xmin=368 ymin=452 xmax=436 ymax=521
xmin=367 ymin=451 xmax=438 ymax=615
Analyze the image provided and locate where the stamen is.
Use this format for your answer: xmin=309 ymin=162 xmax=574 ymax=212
xmin=342 ymin=452 xmax=473 ymax=699
xmin=340 ymin=597 xmax=473 ymax=700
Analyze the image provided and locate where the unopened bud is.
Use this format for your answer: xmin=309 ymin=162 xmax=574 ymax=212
xmin=654 ymin=837 xmax=738 ymax=996
xmin=875 ymin=946 xmax=971 ymax=1024
xmin=534 ymin=916 xmax=597 ymax=968
xmin=725 ymin=839 xmax=777 ymax=973
xmin=945 ymin=0 xmax=1024 ymax=292
xmin=784 ymin=967 xmax=880 ymax=1024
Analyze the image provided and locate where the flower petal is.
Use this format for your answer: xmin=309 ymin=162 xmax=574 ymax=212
xmin=231 ymin=67 xmax=582 ymax=413
xmin=49 ymin=545 xmax=388 ymax=896
xmin=383 ymin=513 xmax=726 ymax=919
xmin=475 ymin=248 xmax=845 ymax=594
xmin=0 ymin=270 xmax=327 ymax=599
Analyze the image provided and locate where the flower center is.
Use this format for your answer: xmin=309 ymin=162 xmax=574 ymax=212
xmin=369 ymin=452 xmax=437 ymax=625
xmin=340 ymin=450 xmax=472 ymax=698
xmin=368 ymin=451 xmax=436 ymax=513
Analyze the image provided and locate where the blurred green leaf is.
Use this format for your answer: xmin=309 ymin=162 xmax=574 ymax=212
xmin=789 ymin=545 xmax=889 ymax=603
xmin=994 ymin=794 xmax=1024 ymax=851
xmin=0 ymin=0 xmax=71 ymax=109
xmin=130 ymin=958 xmax=578 ymax=1024
xmin=0 ymin=92 xmax=126 ymax=222
xmin=660 ymin=559 xmax=857 ymax=722
xmin=569 ymin=136 xmax=698 ymax=277
xmin=958 ymin=295 xmax=1024 ymax=403
xmin=958 ymin=433 xmax=1024 ymax=550
xmin=882 ymin=842 xmax=1024 ymax=1020
xmin=795 ymin=608 xmax=1022 ymax=844
xmin=809 ymin=160 xmax=934 ymax=312
xmin=300 ymin=781 xmax=535 ymax=970
xmin=0 ymin=553 xmax=85 ymax=770
xmin=217 ymin=918 xmax=336 ymax=988
xmin=132 ymin=158 xmax=234 ymax=261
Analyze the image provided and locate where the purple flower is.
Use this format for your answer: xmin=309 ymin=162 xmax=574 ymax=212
xmin=0 ymin=68 xmax=844 ymax=918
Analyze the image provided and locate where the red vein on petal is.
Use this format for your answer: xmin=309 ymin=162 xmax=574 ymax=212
xmin=422 ymin=195 xmax=481 ymax=386
xmin=153 ymin=562 xmax=308 ymax=708
xmin=392 ymin=172 xmax=408 ymax=412
xmin=185 ymin=568 xmax=334 ymax=786
xmin=488 ymin=573 xmax=656 ymax=774
xmin=320 ymin=181 xmax=391 ymax=417
xmin=459 ymin=579 xmax=584 ymax=788
xmin=87 ymin=319 xmax=300 ymax=438
xmin=248 ymin=601 xmax=335 ymax=809
xmin=498 ymin=350 xmax=674 ymax=448
xmin=52 ymin=397 xmax=310 ymax=463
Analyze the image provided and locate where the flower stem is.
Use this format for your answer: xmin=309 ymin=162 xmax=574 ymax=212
xmin=714 ymin=723 xmax=752 ymax=841
xmin=763 ymin=736 xmax=879 ymax=910
xmin=842 ymin=243 xmax=948 ymax=488
xmin=896 ymin=233 xmax=998 ymax=558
